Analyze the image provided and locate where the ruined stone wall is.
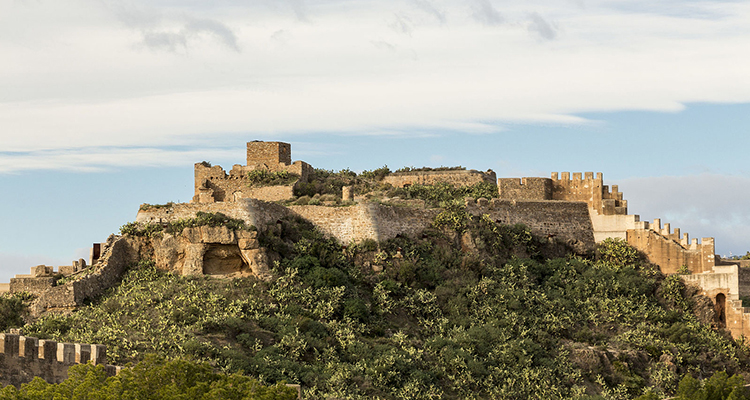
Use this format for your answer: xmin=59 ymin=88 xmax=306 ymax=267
xmin=288 ymin=203 xmax=440 ymax=244
xmin=383 ymin=170 xmax=496 ymax=188
xmin=370 ymin=205 xmax=441 ymax=242
xmin=464 ymin=198 xmax=596 ymax=247
xmin=289 ymin=205 xmax=378 ymax=243
xmin=626 ymin=228 xmax=715 ymax=274
xmin=739 ymin=267 xmax=750 ymax=300
xmin=497 ymin=178 xmax=553 ymax=200
xmin=27 ymin=236 xmax=139 ymax=315
xmin=137 ymin=199 xmax=292 ymax=231
xmin=0 ymin=333 xmax=116 ymax=388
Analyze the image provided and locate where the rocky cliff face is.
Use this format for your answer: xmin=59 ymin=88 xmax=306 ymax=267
xmin=132 ymin=226 xmax=271 ymax=279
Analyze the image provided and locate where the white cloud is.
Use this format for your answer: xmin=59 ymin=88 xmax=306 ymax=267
xmin=1 ymin=1 xmax=750 ymax=171
xmin=471 ymin=0 xmax=504 ymax=26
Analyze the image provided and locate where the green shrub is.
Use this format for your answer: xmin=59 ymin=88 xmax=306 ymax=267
xmin=247 ymin=169 xmax=299 ymax=186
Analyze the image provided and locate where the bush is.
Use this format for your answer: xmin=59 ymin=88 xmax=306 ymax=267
xmin=247 ymin=169 xmax=299 ymax=186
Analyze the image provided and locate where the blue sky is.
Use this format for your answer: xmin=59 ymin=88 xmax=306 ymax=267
xmin=1 ymin=0 xmax=750 ymax=281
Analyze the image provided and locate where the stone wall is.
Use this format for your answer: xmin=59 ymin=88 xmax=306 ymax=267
xmin=137 ymin=199 xmax=292 ymax=231
xmin=193 ymin=141 xmax=313 ymax=203
xmin=497 ymin=178 xmax=553 ymax=200
xmin=246 ymin=141 xmax=291 ymax=169
xmin=464 ymin=198 xmax=596 ymax=248
xmin=0 ymin=333 xmax=118 ymax=388
xmin=626 ymin=228 xmax=715 ymax=274
xmin=682 ymin=266 xmax=750 ymax=339
xmin=26 ymin=236 xmax=139 ymax=316
xmin=383 ymin=170 xmax=496 ymax=188
xmin=288 ymin=204 xmax=440 ymax=244
xmin=551 ymin=172 xmax=627 ymax=216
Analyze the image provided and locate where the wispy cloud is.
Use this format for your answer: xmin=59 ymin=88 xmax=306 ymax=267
xmin=471 ymin=0 xmax=504 ymax=26
xmin=527 ymin=12 xmax=557 ymax=40
xmin=413 ymin=0 xmax=447 ymax=24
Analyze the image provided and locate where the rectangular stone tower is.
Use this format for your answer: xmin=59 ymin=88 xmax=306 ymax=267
xmin=247 ymin=141 xmax=291 ymax=167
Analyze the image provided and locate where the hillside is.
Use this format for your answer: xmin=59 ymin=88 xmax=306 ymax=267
xmin=8 ymin=208 xmax=749 ymax=399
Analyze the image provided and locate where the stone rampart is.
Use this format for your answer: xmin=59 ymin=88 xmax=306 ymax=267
xmin=288 ymin=204 xmax=440 ymax=244
xmin=464 ymin=198 xmax=596 ymax=247
xmin=0 ymin=333 xmax=118 ymax=388
xmin=626 ymin=226 xmax=715 ymax=274
xmin=551 ymin=172 xmax=627 ymax=216
xmin=137 ymin=199 xmax=292 ymax=230
xmin=383 ymin=169 xmax=496 ymax=188
xmin=25 ymin=236 xmax=139 ymax=316
xmin=497 ymin=177 xmax=553 ymax=200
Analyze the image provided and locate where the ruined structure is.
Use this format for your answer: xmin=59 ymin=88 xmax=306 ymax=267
xmin=0 ymin=333 xmax=119 ymax=387
xmin=384 ymin=169 xmax=496 ymax=188
xmin=193 ymin=141 xmax=313 ymax=203
xmin=2 ymin=140 xmax=749 ymax=349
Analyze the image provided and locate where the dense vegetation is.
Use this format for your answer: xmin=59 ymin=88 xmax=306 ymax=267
xmin=119 ymin=212 xmax=254 ymax=237
xmin=0 ymin=356 xmax=297 ymax=400
xmin=19 ymin=210 xmax=750 ymax=399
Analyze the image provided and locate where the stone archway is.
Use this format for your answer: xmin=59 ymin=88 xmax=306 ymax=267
xmin=715 ymin=293 xmax=727 ymax=329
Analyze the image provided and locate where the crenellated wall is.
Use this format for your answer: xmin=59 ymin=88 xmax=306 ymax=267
xmin=0 ymin=333 xmax=119 ymax=388
xmin=550 ymin=172 xmax=627 ymax=216
xmin=383 ymin=169 xmax=496 ymax=188
xmin=626 ymin=218 xmax=715 ymax=274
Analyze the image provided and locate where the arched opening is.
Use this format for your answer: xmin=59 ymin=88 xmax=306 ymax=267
xmin=715 ymin=293 xmax=727 ymax=328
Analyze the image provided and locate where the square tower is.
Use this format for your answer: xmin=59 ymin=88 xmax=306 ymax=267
xmin=246 ymin=141 xmax=291 ymax=167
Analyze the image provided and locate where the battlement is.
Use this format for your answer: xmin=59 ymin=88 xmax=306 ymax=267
xmin=193 ymin=142 xmax=312 ymax=203
xmin=0 ymin=333 xmax=106 ymax=365
xmin=0 ymin=333 xmax=121 ymax=387
xmin=550 ymin=172 xmax=627 ymax=215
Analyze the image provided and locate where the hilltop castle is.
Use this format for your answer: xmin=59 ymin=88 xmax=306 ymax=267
xmin=3 ymin=140 xmax=750 ymax=387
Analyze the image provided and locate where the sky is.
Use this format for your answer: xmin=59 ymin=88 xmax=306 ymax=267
xmin=1 ymin=0 xmax=749 ymax=282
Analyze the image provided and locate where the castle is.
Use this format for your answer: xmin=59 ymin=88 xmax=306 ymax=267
xmin=3 ymin=140 xmax=750 ymax=386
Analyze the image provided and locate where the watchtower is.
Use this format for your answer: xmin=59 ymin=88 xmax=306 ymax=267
xmin=247 ymin=141 xmax=291 ymax=168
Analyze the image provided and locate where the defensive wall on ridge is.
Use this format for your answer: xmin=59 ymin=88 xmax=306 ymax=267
xmin=0 ymin=333 xmax=119 ymax=388
xmin=9 ymin=236 xmax=138 ymax=316
xmin=464 ymin=198 xmax=596 ymax=247
xmin=383 ymin=169 xmax=497 ymax=188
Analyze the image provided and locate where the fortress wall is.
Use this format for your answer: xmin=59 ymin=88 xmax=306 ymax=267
xmin=0 ymin=333 xmax=111 ymax=387
xmin=28 ymin=237 xmax=139 ymax=316
xmin=589 ymin=213 xmax=648 ymax=242
xmin=289 ymin=205 xmax=378 ymax=243
xmin=136 ymin=200 xmax=292 ymax=231
xmin=370 ymin=205 xmax=440 ymax=242
xmin=626 ymin=229 xmax=715 ymax=274
xmin=551 ymin=172 xmax=627 ymax=215
xmin=465 ymin=199 xmax=596 ymax=247
xmin=738 ymin=268 xmax=750 ymax=297
xmin=497 ymin=178 xmax=553 ymax=200
xmin=383 ymin=170 xmax=496 ymax=188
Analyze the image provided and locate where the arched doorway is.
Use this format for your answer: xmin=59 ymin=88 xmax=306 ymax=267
xmin=715 ymin=293 xmax=726 ymax=328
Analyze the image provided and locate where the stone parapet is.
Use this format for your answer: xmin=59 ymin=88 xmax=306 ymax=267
xmin=0 ymin=333 xmax=116 ymax=387
xmin=383 ymin=169 xmax=496 ymax=188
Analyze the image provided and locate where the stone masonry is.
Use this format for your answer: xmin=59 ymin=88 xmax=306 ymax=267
xmin=0 ymin=333 xmax=120 ymax=388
